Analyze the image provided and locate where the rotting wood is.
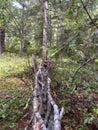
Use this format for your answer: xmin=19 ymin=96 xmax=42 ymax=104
xmin=25 ymin=0 xmax=64 ymax=130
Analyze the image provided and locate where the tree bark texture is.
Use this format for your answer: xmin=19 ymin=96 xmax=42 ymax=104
xmin=42 ymin=0 xmax=48 ymax=59
xmin=0 ymin=28 xmax=5 ymax=54
xmin=25 ymin=0 xmax=64 ymax=130
xmin=19 ymin=5 xmax=25 ymax=54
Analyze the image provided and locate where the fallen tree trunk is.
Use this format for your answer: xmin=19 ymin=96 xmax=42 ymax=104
xmin=31 ymin=58 xmax=64 ymax=130
xmin=25 ymin=0 xmax=64 ymax=129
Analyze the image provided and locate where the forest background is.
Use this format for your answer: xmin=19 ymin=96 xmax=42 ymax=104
xmin=0 ymin=0 xmax=98 ymax=129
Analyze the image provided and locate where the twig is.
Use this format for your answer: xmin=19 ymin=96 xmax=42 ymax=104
xmin=24 ymin=96 xmax=33 ymax=110
xmin=25 ymin=114 xmax=35 ymax=130
xmin=80 ymin=0 xmax=98 ymax=29
xmin=71 ymin=56 xmax=95 ymax=86
xmin=32 ymin=54 xmax=37 ymax=73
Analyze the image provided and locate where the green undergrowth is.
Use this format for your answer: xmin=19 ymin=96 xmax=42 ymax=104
xmin=51 ymin=57 xmax=98 ymax=129
xmin=0 ymin=96 xmax=29 ymax=130
xmin=0 ymin=53 xmax=98 ymax=129
xmin=0 ymin=53 xmax=27 ymax=78
xmin=0 ymin=53 xmax=31 ymax=130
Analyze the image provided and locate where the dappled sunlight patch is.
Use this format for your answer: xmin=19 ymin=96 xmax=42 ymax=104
xmin=4 ymin=77 xmax=24 ymax=86
xmin=95 ymin=59 xmax=98 ymax=63
xmin=0 ymin=54 xmax=26 ymax=78
xmin=62 ymin=58 xmax=69 ymax=63
xmin=0 ymin=77 xmax=24 ymax=88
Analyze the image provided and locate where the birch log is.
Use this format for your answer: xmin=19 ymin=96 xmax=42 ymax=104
xmin=25 ymin=0 xmax=64 ymax=130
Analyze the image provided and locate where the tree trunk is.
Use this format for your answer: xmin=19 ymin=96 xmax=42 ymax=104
xmin=0 ymin=28 xmax=5 ymax=54
xmin=19 ymin=4 xmax=25 ymax=54
xmin=42 ymin=0 xmax=48 ymax=59
xmin=19 ymin=31 xmax=23 ymax=54
xmin=25 ymin=1 xmax=64 ymax=130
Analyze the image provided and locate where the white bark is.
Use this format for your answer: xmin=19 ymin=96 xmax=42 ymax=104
xmin=25 ymin=1 xmax=64 ymax=130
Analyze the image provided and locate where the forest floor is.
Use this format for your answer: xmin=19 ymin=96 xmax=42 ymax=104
xmin=0 ymin=53 xmax=98 ymax=130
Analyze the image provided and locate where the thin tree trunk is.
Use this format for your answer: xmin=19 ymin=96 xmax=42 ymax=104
xmin=19 ymin=31 xmax=23 ymax=54
xmin=43 ymin=0 xmax=48 ymax=55
xmin=19 ymin=5 xmax=25 ymax=54
xmin=0 ymin=28 xmax=5 ymax=54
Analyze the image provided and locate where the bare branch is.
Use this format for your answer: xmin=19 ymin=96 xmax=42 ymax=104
xmin=80 ymin=0 xmax=98 ymax=29
xmin=71 ymin=56 xmax=95 ymax=86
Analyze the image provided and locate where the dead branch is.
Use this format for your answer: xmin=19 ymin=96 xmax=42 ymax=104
xmin=80 ymin=0 xmax=98 ymax=29
xmin=25 ymin=0 xmax=64 ymax=129
xmin=71 ymin=56 xmax=95 ymax=87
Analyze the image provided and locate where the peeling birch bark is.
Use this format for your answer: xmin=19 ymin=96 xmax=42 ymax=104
xmin=25 ymin=0 xmax=64 ymax=130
